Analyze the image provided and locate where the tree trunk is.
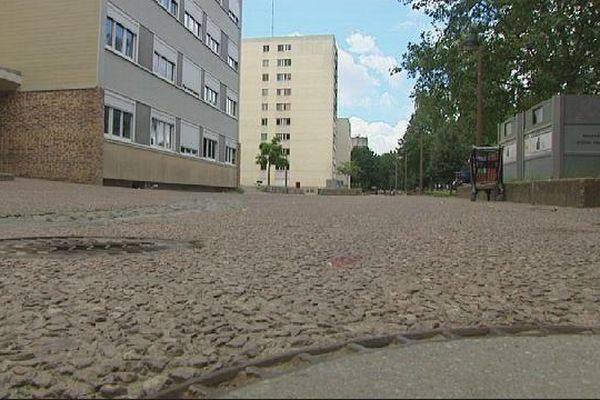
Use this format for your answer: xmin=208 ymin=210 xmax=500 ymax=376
xmin=267 ymin=164 xmax=271 ymax=187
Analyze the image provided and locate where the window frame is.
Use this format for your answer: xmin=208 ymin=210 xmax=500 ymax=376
xmin=105 ymin=3 xmax=139 ymax=62
xmin=150 ymin=110 xmax=176 ymax=151
xmin=104 ymin=91 xmax=135 ymax=142
xmin=203 ymin=131 xmax=219 ymax=160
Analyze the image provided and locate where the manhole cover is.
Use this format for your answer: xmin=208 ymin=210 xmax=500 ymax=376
xmin=0 ymin=236 xmax=193 ymax=258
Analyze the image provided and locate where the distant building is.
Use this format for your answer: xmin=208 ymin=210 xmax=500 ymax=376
xmin=0 ymin=0 xmax=242 ymax=189
xmin=239 ymin=34 xmax=345 ymax=189
xmin=335 ymin=118 xmax=352 ymax=187
xmin=352 ymin=136 xmax=368 ymax=149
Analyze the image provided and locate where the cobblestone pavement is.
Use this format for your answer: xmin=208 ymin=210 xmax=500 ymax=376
xmin=1 ymin=179 xmax=599 ymax=398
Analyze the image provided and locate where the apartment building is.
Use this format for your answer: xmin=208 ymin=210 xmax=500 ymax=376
xmin=336 ymin=118 xmax=352 ymax=187
xmin=239 ymin=35 xmax=348 ymax=189
xmin=0 ymin=0 xmax=242 ymax=189
xmin=352 ymin=136 xmax=369 ymax=149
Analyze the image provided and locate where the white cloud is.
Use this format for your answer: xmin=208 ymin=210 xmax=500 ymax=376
xmin=350 ymin=117 xmax=409 ymax=155
xmin=346 ymin=32 xmax=379 ymax=55
xmin=338 ymin=49 xmax=380 ymax=109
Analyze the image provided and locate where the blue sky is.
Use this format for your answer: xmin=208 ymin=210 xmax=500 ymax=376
xmin=242 ymin=0 xmax=433 ymax=154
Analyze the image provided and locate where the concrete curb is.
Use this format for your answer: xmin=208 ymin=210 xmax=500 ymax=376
xmin=156 ymin=323 xmax=600 ymax=399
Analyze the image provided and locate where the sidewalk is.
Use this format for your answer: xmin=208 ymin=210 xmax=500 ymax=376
xmin=223 ymin=335 xmax=600 ymax=399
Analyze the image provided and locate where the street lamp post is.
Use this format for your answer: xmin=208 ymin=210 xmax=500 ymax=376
xmin=463 ymin=33 xmax=484 ymax=146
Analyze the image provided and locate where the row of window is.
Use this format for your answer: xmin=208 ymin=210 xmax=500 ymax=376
xmin=261 ymin=59 xmax=292 ymax=67
xmin=261 ymin=73 xmax=292 ymax=82
xmin=104 ymin=91 xmax=237 ymax=164
xmin=263 ymin=44 xmax=292 ymax=52
xmin=106 ymin=3 xmax=238 ymax=119
xmin=153 ymin=0 xmax=240 ymax=70
xmin=502 ymin=106 xmax=545 ymax=138
xmin=261 ymin=103 xmax=292 ymax=111
xmin=260 ymin=133 xmax=291 ymax=142
xmin=261 ymin=88 xmax=292 ymax=96
xmin=159 ymin=0 xmax=241 ymax=27
xmin=261 ymin=118 xmax=292 ymax=126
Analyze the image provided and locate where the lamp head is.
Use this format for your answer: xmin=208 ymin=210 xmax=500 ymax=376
xmin=462 ymin=33 xmax=480 ymax=50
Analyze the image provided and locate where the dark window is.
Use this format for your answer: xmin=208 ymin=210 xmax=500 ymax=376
xmin=115 ymin=23 xmax=124 ymax=52
xmin=105 ymin=17 xmax=114 ymax=47
xmin=112 ymin=109 xmax=122 ymax=137
xmin=125 ymin=30 xmax=135 ymax=58
xmin=122 ymin=112 xmax=133 ymax=139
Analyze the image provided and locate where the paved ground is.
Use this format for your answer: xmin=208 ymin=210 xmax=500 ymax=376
xmin=0 ymin=178 xmax=599 ymax=398
xmin=223 ymin=335 xmax=600 ymax=399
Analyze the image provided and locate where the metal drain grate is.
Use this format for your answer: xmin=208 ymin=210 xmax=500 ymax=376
xmin=0 ymin=236 xmax=190 ymax=257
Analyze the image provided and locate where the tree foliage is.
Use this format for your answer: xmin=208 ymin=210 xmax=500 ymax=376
xmin=397 ymin=0 xmax=600 ymax=186
xmin=255 ymin=137 xmax=289 ymax=186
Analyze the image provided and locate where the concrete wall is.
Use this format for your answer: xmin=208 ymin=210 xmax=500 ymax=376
xmin=335 ymin=118 xmax=352 ymax=187
xmin=0 ymin=0 xmax=101 ymax=91
xmin=103 ymin=141 xmax=237 ymax=188
xmin=240 ymin=35 xmax=337 ymax=188
xmin=505 ymin=178 xmax=600 ymax=208
xmin=0 ymin=89 xmax=104 ymax=184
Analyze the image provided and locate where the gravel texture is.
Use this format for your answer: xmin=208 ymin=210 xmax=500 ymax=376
xmin=0 ymin=179 xmax=599 ymax=398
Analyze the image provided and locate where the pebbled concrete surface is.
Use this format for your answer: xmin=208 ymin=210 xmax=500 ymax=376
xmin=0 ymin=179 xmax=599 ymax=398
xmin=224 ymin=335 xmax=600 ymax=399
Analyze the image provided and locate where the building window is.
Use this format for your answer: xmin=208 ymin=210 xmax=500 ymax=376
xmin=262 ymin=89 xmax=269 ymax=96
xmin=262 ymin=103 xmax=269 ymax=111
xmin=182 ymin=57 xmax=202 ymax=97
xmin=105 ymin=16 xmax=137 ymax=61
xmin=276 ymin=118 xmax=291 ymax=126
xmin=180 ymin=121 xmax=200 ymax=156
xmin=276 ymin=163 xmax=289 ymax=171
xmin=262 ymin=74 xmax=269 ymax=82
xmin=277 ymin=88 xmax=292 ymax=96
xmin=277 ymin=73 xmax=292 ymax=81
xmin=282 ymin=148 xmax=290 ymax=156
xmin=203 ymin=137 xmax=218 ymax=160
xmin=263 ymin=45 xmax=270 ymax=52
xmin=228 ymin=56 xmax=239 ymax=70
xmin=226 ymin=97 xmax=238 ymax=117
xmin=261 ymin=133 xmax=268 ymax=142
xmin=276 ymin=103 xmax=291 ymax=111
xmin=262 ymin=59 xmax=269 ymax=67
xmin=261 ymin=118 xmax=268 ymax=126
xmin=104 ymin=106 xmax=133 ymax=140
xmin=204 ymin=86 xmax=219 ymax=106
xmin=104 ymin=92 xmax=135 ymax=141
xmin=151 ymin=116 xmax=175 ymax=150
xmin=277 ymin=59 xmax=292 ymax=67
xmin=158 ymin=0 xmax=179 ymax=17
xmin=153 ymin=52 xmax=176 ymax=82
xmin=184 ymin=12 xmax=201 ymax=37
xmin=225 ymin=145 xmax=237 ymax=164
xmin=207 ymin=33 xmax=220 ymax=54
xmin=228 ymin=0 xmax=241 ymax=25
xmin=228 ymin=41 xmax=239 ymax=71
xmin=533 ymin=107 xmax=543 ymax=125
xmin=278 ymin=44 xmax=292 ymax=52
xmin=276 ymin=133 xmax=291 ymax=141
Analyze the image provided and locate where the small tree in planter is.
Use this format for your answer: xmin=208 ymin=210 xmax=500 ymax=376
xmin=256 ymin=137 xmax=289 ymax=187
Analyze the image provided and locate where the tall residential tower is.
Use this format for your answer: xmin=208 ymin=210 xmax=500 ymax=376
xmin=240 ymin=35 xmax=348 ymax=189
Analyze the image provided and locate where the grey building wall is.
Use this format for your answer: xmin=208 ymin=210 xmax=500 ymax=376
xmin=135 ymin=102 xmax=151 ymax=145
xmin=100 ymin=0 xmax=241 ymax=142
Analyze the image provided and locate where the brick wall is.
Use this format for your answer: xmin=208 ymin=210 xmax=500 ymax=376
xmin=0 ymin=88 xmax=104 ymax=184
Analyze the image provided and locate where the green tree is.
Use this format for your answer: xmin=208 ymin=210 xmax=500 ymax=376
xmin=255 ymin=137 xmax=289 ymax=187
xmin=395 ymin=0 xmax=600 ymax=183
xmin=336 ymin=161 xmax=361 ymax=184
xmin=351 ymin=147 xmax=378 ymax=190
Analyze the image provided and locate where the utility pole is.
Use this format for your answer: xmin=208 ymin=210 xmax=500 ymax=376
xmin=404 ymin=150 xmax=408 ymax=193
xmin=419 ymin=131 xmax=424 ymax=193
xmin=271 ymin=0 xmax=275 ymax=37
xmin=475 ymin=45 xmax=484 ymax=146
xmin=395 ymin=152 xmax=399 ymax=192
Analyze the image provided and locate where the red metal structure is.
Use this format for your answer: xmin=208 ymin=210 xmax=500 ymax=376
xmin=469 ymin=146 xmax=505 ymax=202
